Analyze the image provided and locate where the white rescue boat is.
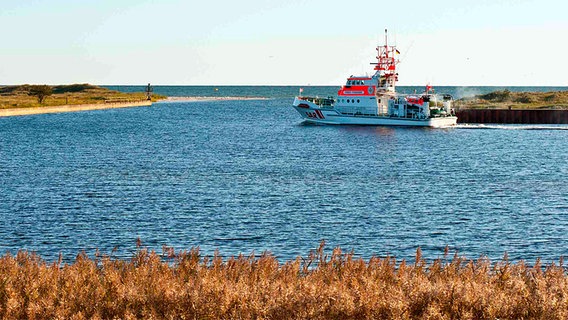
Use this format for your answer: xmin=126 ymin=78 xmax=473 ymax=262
xmin=292 ymin=30 xmax=457 ymax=128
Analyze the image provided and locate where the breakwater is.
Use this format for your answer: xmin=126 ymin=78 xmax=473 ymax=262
xmin=456 ymin=109 xmax=568 ymax=124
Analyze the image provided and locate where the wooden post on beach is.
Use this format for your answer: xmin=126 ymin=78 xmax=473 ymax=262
xmin=146 ymin=83 xmax=153 ymax=101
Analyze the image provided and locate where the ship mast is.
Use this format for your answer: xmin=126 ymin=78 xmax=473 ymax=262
xmin=372 ymin=29 xmax=399 ymax=93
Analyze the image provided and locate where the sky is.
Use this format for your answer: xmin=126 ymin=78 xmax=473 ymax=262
xmin=0 ymin=0 xmax=567 ymax=86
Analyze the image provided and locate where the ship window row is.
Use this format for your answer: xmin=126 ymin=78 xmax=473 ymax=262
xmin=340 ymin=99 xmax=360 ymax=103
xmin=347 ymin=80 xmax=364 ymax=85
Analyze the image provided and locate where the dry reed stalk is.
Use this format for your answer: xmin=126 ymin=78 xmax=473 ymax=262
xmin=0 ymin=243 xmax=567 ymax=319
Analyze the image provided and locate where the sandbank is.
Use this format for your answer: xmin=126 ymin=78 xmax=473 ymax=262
xmin=163 ymin=96 xmax=267 ymax=102
xmin=0 ymin=100 xmax=152 ymax=118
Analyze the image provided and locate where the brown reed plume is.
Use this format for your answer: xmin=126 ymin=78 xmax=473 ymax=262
xmin=0 ymin=242 xmax=567 ymax=319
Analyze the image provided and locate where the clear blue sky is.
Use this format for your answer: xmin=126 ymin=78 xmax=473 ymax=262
xmin=1 ymin=0 xmax=566 ymax=85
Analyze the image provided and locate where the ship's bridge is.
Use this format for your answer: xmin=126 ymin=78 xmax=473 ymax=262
xmin=338 ymin=76 xmax=378 ymax=97
xmin=345 ymin=77 xmax=372 ymax=86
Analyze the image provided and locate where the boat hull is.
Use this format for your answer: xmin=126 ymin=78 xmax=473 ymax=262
xmin=292 ymin=97 xmax=457 ymax=128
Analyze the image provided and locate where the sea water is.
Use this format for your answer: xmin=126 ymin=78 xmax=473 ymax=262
xmin=0 ymin=86 xmax=567 ymax=263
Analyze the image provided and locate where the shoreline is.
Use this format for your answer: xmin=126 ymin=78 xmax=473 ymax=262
xmin=0 ymin=100 xmax=152 ymax=117
xmin=0 ymin=96 xmax=268 ymax=117
xmin=163 ymin=96 xmax=268 ymax=102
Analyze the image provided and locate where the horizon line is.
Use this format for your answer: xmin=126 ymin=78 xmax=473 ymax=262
xmin=2 ymin=83 xmax=568 ymax=87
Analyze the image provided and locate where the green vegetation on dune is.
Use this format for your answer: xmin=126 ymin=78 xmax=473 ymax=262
xmin=0 ymin=84 xmax=166 ymax=109
xmin=456 ymin=90 xmax=568 ymax=110
xmin=1 ymin=243 xmax=567 ymax=319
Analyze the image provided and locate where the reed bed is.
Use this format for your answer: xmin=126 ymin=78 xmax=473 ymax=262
xmin=1 ymin=242 xmax=567 ymax=319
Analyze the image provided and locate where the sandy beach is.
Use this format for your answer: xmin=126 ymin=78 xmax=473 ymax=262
xmin=0 ymin=97 xmax=270 ymax=117
xmin=0 ymin=100 xmax=152 ymax=117
xmin=164 ymin=96 xmax=267 ymax=102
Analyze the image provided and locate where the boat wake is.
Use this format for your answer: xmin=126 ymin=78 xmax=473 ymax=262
xmin=456 ymin=124 xmax=568 ymax=130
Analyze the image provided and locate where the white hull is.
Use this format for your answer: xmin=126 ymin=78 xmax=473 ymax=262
xmin=293 ymin=97 xmax=457 ymax=128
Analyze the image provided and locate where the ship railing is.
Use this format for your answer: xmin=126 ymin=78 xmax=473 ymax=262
xmin=300 ymin=96 xmax=335 ymax=108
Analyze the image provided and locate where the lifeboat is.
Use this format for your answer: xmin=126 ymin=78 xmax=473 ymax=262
xmin=292 ymin=30 xmax=457 ymax=127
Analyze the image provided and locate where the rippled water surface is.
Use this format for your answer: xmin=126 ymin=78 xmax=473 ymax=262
xmin=1 ymin=98 xmax=567 ymax=262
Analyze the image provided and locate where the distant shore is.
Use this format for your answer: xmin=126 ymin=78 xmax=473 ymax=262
xmin=0 ymin=97 xmax=272 ymax=118
xmin=456 ymin=90 xmax=568 ymax=110
xmin=0 ymin=100 xmax=152 ymax=117
xmin=164 ymin=96 xmax=268 ymax=102
xmin=0 ymin=84 xmax=166 ymax=117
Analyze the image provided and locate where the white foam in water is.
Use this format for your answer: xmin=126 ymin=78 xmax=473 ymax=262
xmin=456 ymin=124 xmax=568 ymax=130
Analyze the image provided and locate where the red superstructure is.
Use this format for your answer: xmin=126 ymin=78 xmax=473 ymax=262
xmin=337 ymin=77 xmax=375 ymax=97
xmin=337 ymin=30 xmax=400 ymax=103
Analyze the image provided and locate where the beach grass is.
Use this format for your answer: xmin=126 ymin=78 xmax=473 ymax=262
xmin=0 ymin=84 xmax=165 ymax=109
xmin=456 ymin=90 xmax=568 ymax=110
xmin=1 ymin=242 xmax=567 ymax=319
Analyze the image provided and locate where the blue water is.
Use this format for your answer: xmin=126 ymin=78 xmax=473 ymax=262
xmin=1 ymin=87 xmax=567 ymax=263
